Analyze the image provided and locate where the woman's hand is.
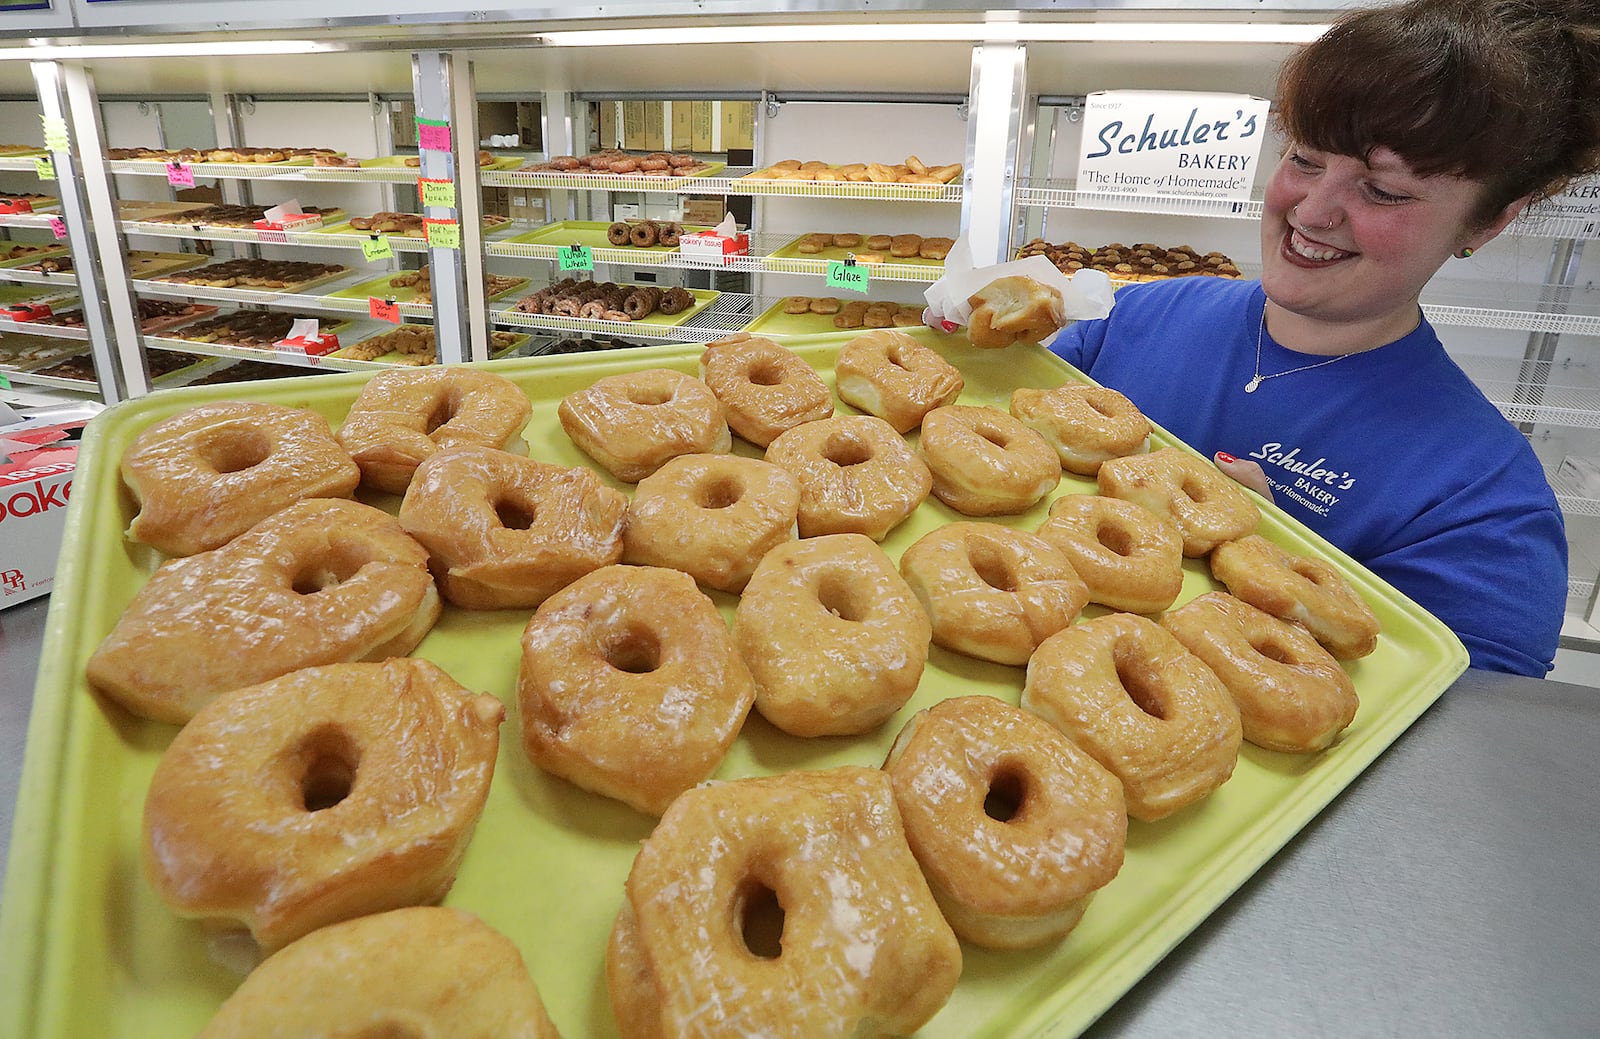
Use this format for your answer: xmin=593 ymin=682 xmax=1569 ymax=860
xmin=1214 ymin=452 xmax=1275 ymax=503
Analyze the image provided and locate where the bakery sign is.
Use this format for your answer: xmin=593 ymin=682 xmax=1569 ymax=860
xmin=1076 ymin=90 xmax=1271 ymax=208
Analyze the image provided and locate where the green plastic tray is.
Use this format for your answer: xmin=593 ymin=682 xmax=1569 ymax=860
xmin=742 ymin=294 xmax=926 ymax=339
xmin=0 ymin=333 xmax=1466 ymax=1039
xmin=323 ymin=272 xmax=531 ymax=305
xmin=501 ymin=220 xmax=711 ymax=254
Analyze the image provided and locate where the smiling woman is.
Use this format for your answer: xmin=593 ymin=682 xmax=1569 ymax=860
xmin=1051 ymin=0 xmax=1600 ymax=676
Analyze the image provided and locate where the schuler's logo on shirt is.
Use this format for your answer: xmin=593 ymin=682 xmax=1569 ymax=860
xmin=1247 ymin=442 xmax=1355 ymax=518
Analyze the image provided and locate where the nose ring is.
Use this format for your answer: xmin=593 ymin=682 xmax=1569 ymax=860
xmin=1293 ymin=204 xmax=1335 ymax=232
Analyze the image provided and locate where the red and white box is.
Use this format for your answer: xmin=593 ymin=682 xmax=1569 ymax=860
xmin=273 ymin=317 xmax=340 ymax=358
xmin=677 ymin=213 xmax=749 ymax=265
xmin=251 ymin=199 xmax=325 ymax=232
xmin=0 ymin=403 xmax=102 ymax=608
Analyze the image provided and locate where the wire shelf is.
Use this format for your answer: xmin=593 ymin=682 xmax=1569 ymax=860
xmin=118 ymin=219 xmax=436 ymax=254
xmin=492 ymin=290 xmax=754 ymax=344
xmin=1454 ymin=354 xmax=1600 ymax=429
xmin=1018 ymin=180 xmax=1262 ymax=221
xmin=0 ymin=268 xmax=78 ymax=288
xmin=0 ymin=317 xmax=88 ymax=340
xmin=482 ymin=167 xmax=963 ymax=203
xmin=1547 ymin=466 xmax=1600 ymax=518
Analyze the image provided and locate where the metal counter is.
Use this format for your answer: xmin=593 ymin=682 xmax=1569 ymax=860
xmin=2 ymin=593 xmax=1595 ymax=1036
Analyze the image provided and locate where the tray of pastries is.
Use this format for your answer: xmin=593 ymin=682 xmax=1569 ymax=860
xmin=0 ymin=243 xmax=68 ymax=267
xmin=25 ymin=345 xmax=207 ymax=383
xmin=132 ymin=204 xmax=345 ymax=229
xmin=150 ymin=258 xmax=352 ymax=293
xmin=160 ymin=310 xmax=354 ymax=349
xmin=744 ymin=294 xmax=925 ymax=336
xmin=324 ymin=266 xmax=529 ymax=307
xmin=770 ymin=230 xmax=954 ymax=267
xmin=506 ymin=277 xmax=717 ymax=326
xmin=327 ymin=325 xmax=529 ymax=366
xmin=517 ymin=149 xmax=722 ymax=179
xmin=329 ymin=211 xmax=513 ymax=237
xmin=1018 ymin=239 xmax=1243 ymax=282
xmin=743 ymin=154 xmax=962 ymax=185
xmin=0 ymin=333 xmax=86 ymax=372
xmin=9 ymin=250 xmax=210 ymax=280
xmin=35 ymin=298 xmax=219 ymax=335
xmin=106 ymin=146 xmax=342 ymax=166
xmin=503 ymin=219 xmax=708 ymax=252
xmin=0 ymin=329 xmax=1465 ymax=1039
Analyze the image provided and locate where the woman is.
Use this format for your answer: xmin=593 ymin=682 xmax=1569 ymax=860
xmin=1050 ymin=0 xmax=1600 ymax=675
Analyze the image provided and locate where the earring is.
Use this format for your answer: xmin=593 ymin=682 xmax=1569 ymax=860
xmin=1456 ymin=247 xmax=1475 ymax=259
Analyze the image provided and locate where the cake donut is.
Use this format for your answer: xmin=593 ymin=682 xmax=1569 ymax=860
xmin=1161 ymin=591 xmax=1359 ymax=753
xmin=1035 ymin=493 xmax=1185 ymax=614
xmin=606 ymin=767 xmax=961 ymax=1039
xmin=193 ymin=907 xmax=564 ymax=1039
xmin=764 ymin=414 xmax=931 ymax=540
xmin=1098 ymin=447 xmax=1260 ymax=557
xmin=622 ymin=453 xmax=800 ymax=594
xmin=1022 ymin=613 xmax=1243 ymax=821
xmin=899 ymin=522 xmax=1088 ymax=666
xmin=607 ymin=220 xmax=632 ymax=246
xmin=698 ymin=332 xmax=833 ymax=447
xmin=121 ymin=400 xmax=360 ymax=557
xmin=518 ymin=564 xmax=755 ymax=816
xmin=734 ymin=533 xmax=931 ymax=737
xmin=834 ymin=329 xmax=964 ymax=433
xmin=883 ymin=695 xmax=1127 ymax=949
xmin=1208 ymin=534 xmax=1381 ymax=659
xmin=142 ymin=658 xmax=502 ymax=962
xmin=335 ymin=366 xmax=533 ymax=495
xmin=1010 ymin=384 xmax=1150 ymax=475
xmin=398 ymin=445 xmax=628 ymax=610
xmin=87 ymin=498 xmax=441 ymax=724
xmin=919 ymin=404 xmax=1061 ymax=516
xmin=558 ymin=367 xmax=731 ymax=482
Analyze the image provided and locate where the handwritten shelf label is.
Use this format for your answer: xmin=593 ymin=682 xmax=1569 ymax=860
xmin=369 ymin=297 xmax=401 ymax=324
xmin=40 ymin=115 xmax=69 ymax=152
xmin=360 ymin=235 xmax=394 ymax=262
xmin=559 ymin=244 xmax=594 ymax=271
xmin=826 ymin=258 xmax=870 ymax=293
xmin=48 ymin=217 xmax=67 ymax=240
xmin=416 ymin=118 xmax=452 ymax=152
xmin=34 ymin=156 xmax=54 ymax=181
xmin=166 ymin=162 xmax=195 ymax=188
xmin=417 ymin=178 xmax=457 ymax=209
xmin=424 ymin=218 xmax=460 ymax=250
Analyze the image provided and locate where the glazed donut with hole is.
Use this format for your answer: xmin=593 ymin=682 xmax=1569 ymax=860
xmin=1010 ymin=384 xmax=1150 ymax=476
xmin=606 ymin=766 xmax=961 ymax=1039
xmin=883 ymin=695 xmax=1127 ymax=950
xmin=834 ymin=329 xmax=964 ymax=433
xmin=698 ymin=332 xmax=833 ymax=447
xmin=1022 ymin=612 xmax=1243 ymax=822
xmin=1035 ymin=493 xmax=1185 ymax=614
xmin=1098 ymin=447 xmax=1260 ymax=557
xmin=899 ymin=521 xmax=1089 ymax=666
xmin=1208 ymin=533 xmax=1381 ymax=660
xmin=734 ymin=533 xmax=931 ymax=737
xmin=919 ymin=404 xmax=1061 ymax=516
xmin=763 ymin=413 xmax=931 ymax=540
xmin=121 ymin=400 xmax=360 ymax=557
xmin=1161 ymin=591 xmax=1359 ymax=753
xmin=335 ymin=366 xmax=532 ymax=495
xmin=558 ymin=367 xmax=731 ymax=483
xmin=398 ymin=445 xmax=628 ymax=610
xmin=142 ymin=658 xmax=503 ymax=965
xmin=87 ymin=498 xmax=440 ymax=725
xmin=622 ymin=453 xmax=800 ymax=594
xmin=518 ymin=564 xmax=755 ymax=816
xmin=193 ymin=907 xmax=564 ymax=1039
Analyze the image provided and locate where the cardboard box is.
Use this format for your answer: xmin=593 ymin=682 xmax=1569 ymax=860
xmin=690 ymin=102 xmax=715 ymax=152
xmin=0 ymin=403 xmax=101 ymax=608
xmin=643 ymin=102 xmax=665 ymax=152
xmin=720 ymin=101 xmax=755 ymax=151
xmin=622 ymin=101 xmax=647 ymax=151
xmin=682 ymin=197 xmax=728 ymax=225
xmin=599 ymin=102 xmax=619 ymax=150
xmin=670 ymin=103 xmax=693 ymax=151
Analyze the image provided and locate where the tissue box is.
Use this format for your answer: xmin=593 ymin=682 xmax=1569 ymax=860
xmin=0 ymin=197 xmax=34 ymax=215
xmin=0 ymin=403 xmax=101 ymax=608
xmin=1 ymin=302 xmax=52 ymax=322
xmin=252 ymin=212 xmax=325 ymax=232
xmin=273 ymin=332 xmax=340 ymax=357
xmin=678 ymin=229 xmax=749 ymax=265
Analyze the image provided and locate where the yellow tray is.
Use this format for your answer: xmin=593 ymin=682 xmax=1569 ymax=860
xmin=768 ymin=230 xmax=949 ymax=268
xmin=742 ymin=294 xmax=924 ymax=338
xmin=501 ymin=285 xmax=721 ymax=329
xmin=502 ymin=220 xmax=710 ymax=254
xmin=0 ymin=333 xmax=1466 ymax=1039
xmin=326 ymin=328 xmax=532 ymax=364
xmin=324 ymin=272 xmax=531 ymax=305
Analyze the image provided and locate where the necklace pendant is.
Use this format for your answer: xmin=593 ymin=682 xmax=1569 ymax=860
xmin=1245 ymin=376 xmax=1262 ymax=393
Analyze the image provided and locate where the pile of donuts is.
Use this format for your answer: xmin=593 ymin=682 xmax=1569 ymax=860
xmin=744 ymin=154 xmax=963 ymax=185
xmin=79 ymin=330 xmax=1380 ymax=1037
xmin=603 ymin=219 xmax=686 ymax=248
xmin=794 ymin=229 xmax=955 ymax=261
xmin=1018 ymin=238 xmax=1244 ymax=282
xmin=511 ymin=277 xmax=696 ymax=321
xmin=518 ymin=150 xmax=717 ymax=178
xmin=780 ymin=294 xmax=925 ymax=329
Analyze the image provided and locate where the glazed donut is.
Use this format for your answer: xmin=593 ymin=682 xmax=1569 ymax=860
xmin=1010 ymin=384 xmax=1150 ymax=476
xmin=1035 ymin=493 xmax=1185 ymax=614
xmin=622 ymin=453 xmax=800 ymax=594
xmin=899 ymin=521 xmax=1088 ymax=666
xmin=87 ymin=498 xmax=440 ymax=724
xmin=919 ymin=404 xmax=1061 ymax=516
xmin=121 ymin=400 xmax=360 ymax=557
xmin=698 ymin=332 xmax=834 ymax=447
xmin=518 ymin=564 xmax=755 ymax=816
xmin=834 ymin=329 xmax=964 ymax=433
xmin=606 ymin=767 xmax=961 ymax=1039
xmin=628 ymin=221 xmax=659 ymax=247
xmin=1208 ymin=534 xmax=1381 ymax=659
xmin=143 ymin=658 xmax=502 ymax=961
xmin=193 ymin=907 xmax=563 ymax=1038
xmin=609 ymin=158 xmax=640 ymax=174
xmin=1022 ymin=613 xmax=1243 ymax=822
xmin=607 ymin=220 xmax=632 ymax=246
xmin=398 ymin=445 xmax=628 ymax=610
xmin=764 ymin=414 xmax=931 ymax=540
xmin=1161 ymin=591 xmax=1359 ymax=753
xmin=734 ymin=533 xmax=931 ymax=736
xmin=558 ymin=367 xmax=731 ymax=482
xmin=1098 ymin=447 xmax=1260 ymax=557
xmin=882 ymin=695 xmax=1127 ymax=949
xmin=335 ymin=366 xmax=533 ymax=496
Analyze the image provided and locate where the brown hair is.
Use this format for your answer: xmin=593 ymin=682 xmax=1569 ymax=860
xmin=1275 ymin=0 xmax=1600 ymax=226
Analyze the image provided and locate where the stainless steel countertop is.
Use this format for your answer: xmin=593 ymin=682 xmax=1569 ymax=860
xmin=2 ymin=593 xmax=1596 ymax=1036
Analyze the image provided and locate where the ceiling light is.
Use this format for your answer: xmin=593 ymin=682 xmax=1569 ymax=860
xmin=535 ymin=23 xmax=1331 ymax=47
xmin=0 ymin=39 xmax=345 ymax=61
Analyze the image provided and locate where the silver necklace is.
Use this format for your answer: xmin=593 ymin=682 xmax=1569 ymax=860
xmin=1245 ymin=304 xmax=1355 ymax=393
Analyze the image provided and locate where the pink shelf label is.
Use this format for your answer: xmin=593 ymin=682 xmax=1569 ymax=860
xmin=48 ymin=216 xmax=66 ymax=240
xmin=417 ymin=121 xmax=452 ymax=152
xmin=166 ymin=162 xmax=195 ymax=188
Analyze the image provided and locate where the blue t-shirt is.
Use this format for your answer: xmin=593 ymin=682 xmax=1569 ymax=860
xmin=1052 ymin=276 xmax=1566 ymax=676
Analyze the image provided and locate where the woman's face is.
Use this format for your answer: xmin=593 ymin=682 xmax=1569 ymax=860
xmin=1260 ymin=144 xmax=1495 ymax=328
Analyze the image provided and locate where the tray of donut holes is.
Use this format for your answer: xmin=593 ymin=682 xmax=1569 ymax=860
xmin=0 ymin=329 xmax=1466 ymax=1039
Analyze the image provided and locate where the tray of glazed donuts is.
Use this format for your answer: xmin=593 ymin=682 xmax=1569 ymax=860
xmin=0 ymin=329 xmax=1468 ymax=1039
